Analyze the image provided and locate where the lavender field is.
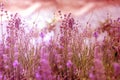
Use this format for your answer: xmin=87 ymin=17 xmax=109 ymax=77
xmin=0 ymin=1 xmax=120 ymax=80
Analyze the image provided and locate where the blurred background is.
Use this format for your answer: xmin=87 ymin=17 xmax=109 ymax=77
xmin=0 ymin=0 xmax=120 ymax=30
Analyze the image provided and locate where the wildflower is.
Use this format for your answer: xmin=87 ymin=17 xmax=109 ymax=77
xmin=40 ymin=58 xmax=49 ymax=66
xmin=40 ymin=32 xmax=45 ymax=39
xmin=68 ymin=18 xmax=74 ymax=29
xmin=94 ymin=59 xmax=105 ymax=80
xmin=0 ymin=3 xmax=4 ymax=12
xmin=0 ymin=72 xmax=2 ymax=80
xmin=35 ymin=72 xmax=41 ymax=80
xmin=35 ymin=72 xmax=40 ymax=78
xmin=13 ymin=60 xmax=19 ymax=68
xmin=117 ymin=17 xmax=120 ymax=22
xmin=0 ymin=43 xmax=4 ymax=54
xmin=15 ymin=18 xmax=21 ymax=29
xmin=93 ymin=31 xmax=98 ymax=38
xmin=66 ymin=60 xmax=73 ymax=68
xmin=89 ymin=66 xmax=96 ymax=80
xmin=94 ymin=59 xmax=104 ymax=71
xmin=113 ymin=62 xmax=120 ymax=77
xmin=89 ymin=73 xmax=96 ymax=80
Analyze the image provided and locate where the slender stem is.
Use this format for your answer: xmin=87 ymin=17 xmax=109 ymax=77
xmin=1 ymin=13 xmax=5 ymax=52
xmin=0 ymin=14 xmax=2 ymax=38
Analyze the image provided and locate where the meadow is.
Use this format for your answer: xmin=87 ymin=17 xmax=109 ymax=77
xmin=0 ymin=3 xmax=120 ymax=80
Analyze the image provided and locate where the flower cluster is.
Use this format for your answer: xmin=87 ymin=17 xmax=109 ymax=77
xmin=0 ymin=3 xmax=120 ymax=80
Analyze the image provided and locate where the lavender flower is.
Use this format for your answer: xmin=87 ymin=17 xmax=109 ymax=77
xmin=15 ymin=18 xmax=21 ymax=29
xmin=93 ymin=31 xmax=98 ymax=38
xmin=13 ymin=60 xmax=19 ymax=68
xmin=35 ymin=72 xmax=42 ymax=80
xmin=89 ymin=72 xmax=96 ymax=80
xmin=40 ymin=32 xmax=45 ymax=39
xmin=94 ymin=59 xmax=105 ymax=80
xmin=68 ymin=18 xmax=74 ymax=29
xmin=66 ymin=60 xmax=73 ymax=68
xmin=0 ymin=43 xmax=4 ymax=54
xmin=113 ymin=62 xmax=120 ymax=77
xmin=0 ymin=72 xmax=2 ymax=80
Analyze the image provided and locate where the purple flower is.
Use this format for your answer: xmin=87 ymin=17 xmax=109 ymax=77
xmin=113 ymin=62 xmax=120 ymax=76
xmin=40 ymin=32 xmax=45 ymax=39
xmin=0 ymin=43 xmax=4 ymax=54
xmin=94 ymin=46 xmax=102 ymax=60
xmin=89 ymin=73 xmax=96 ymax=80
xmin=66 ymin=60 xmax=73 ymax=68
xmin=15 ymin=18 xmax=21 ymax=29
xmin=93 ymin=31 xmax=98 ymax=38
xmin=35 ymin=72 xmax=41 ymax=80
xmin=0 ymin=72 xmax=2 ymax=80
xmin=94 ymin=59 xmax=106 ymax=80
xmin=13 ymin=60 xmax=19 ymax=68
xmin=68 ymin=18 xmax=74 ymax=29
xmin=117 ymin=17 xmax=120 ymax=22
xmin=94 ymin=59 xmax=105 ymax=72
xmin=40 ymin=58 xmax=48 ymax=65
